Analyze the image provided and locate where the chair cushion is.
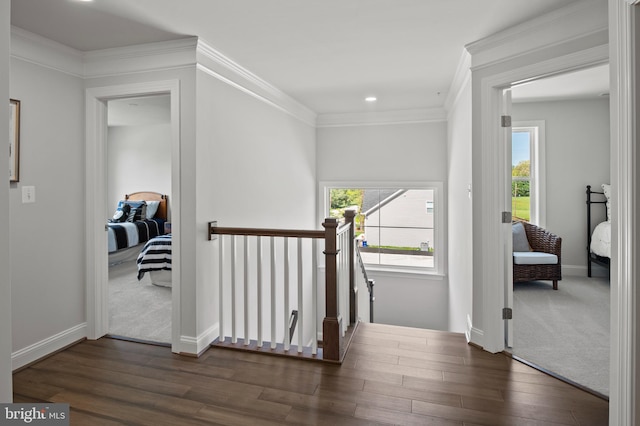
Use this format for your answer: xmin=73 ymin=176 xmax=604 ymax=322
xmin=512 ymin=222 xmax=532 ymax=252
xmin=513 ymin=251 xmax=558 ymax=265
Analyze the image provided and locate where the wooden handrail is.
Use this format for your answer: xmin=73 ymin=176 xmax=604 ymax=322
xmin=209 ymin=222 xmax=324 ymax=239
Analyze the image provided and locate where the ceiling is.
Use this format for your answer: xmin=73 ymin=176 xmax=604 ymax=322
xmin=12 ymin=0 xmax=591 ymax=115
xmin=511 ymin=64 xmax=610 ymax=103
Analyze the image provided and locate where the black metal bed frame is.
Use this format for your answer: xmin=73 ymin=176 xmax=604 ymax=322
xmin=586 ymin=185 xmax=610 ymax=277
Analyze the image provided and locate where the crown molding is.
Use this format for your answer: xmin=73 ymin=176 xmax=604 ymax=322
xmin=10 ymin=29 xmax=316 ymax=127
xmin=82 ymin=37 xmax=198 ymax=78
xmin=11 ymin=26 xmax=84 ymax=77
xmin=444 ymin=49 xmax=472 ymax=114
xmin=196 ymin=39 xmax=316 ymax=127
xmin=466 ymin=0 xmax=608 ymax=70
xmin=316 ymin=108 xmax=446 ymax=128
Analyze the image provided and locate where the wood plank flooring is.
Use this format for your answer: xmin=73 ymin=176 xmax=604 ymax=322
xmin=13 ymin=322 xmax=608 ymax=425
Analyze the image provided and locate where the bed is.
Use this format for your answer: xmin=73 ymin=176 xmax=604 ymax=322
xmin=586 ymin=184 xmax=610 ymax=277
xmin=107 ymin=191 xmax=168 ymax=264
xmin=136 ymin=234 xmax=172 ymax=287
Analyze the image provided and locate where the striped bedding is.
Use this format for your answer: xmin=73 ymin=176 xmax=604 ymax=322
xmin=107 ymin=219 xmax=165 ymax=253
xmin=136 ymin=234 xmax=172 ymax=280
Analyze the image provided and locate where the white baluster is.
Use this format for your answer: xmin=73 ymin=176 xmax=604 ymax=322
xmin=257 ymin=236 xmax=263 ymax=348
xmin=297 ymin=237 xmax=303 ymax=353
xmin=284 ymin=237 xmax=290 ymax=351
xmin=312 ymin=239 xmax=318 ymax=355
xmin=219 ymin=235 xmax=224 ymax=343
xmin=231 ymin=235 xmax=237 ymax=344
xmin=244 ymin=235 xmax=249 ymax=346
xmin=270 ymin=237 xmax=276 ymax=350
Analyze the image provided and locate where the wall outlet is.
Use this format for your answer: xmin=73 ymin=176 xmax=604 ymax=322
xmin=22 ymin=186 xmax=36 ymax=203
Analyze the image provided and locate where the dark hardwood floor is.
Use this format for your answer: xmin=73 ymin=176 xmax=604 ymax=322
xmin=13 ymin=322 xmax=608 ymax=425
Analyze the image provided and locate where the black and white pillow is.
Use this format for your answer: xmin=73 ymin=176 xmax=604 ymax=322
xmin=125 ymin=201 xmax=147 ymax=222
xmin=109 ymin=203 xmax=131 ymax=223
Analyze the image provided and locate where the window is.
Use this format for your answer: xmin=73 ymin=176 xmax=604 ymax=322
xmin=512 ymin=121 xmax=546 ymax=226
xmin=324 ymin=183 xmax=443 ymax=273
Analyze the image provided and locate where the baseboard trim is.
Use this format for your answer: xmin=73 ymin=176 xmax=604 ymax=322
xmin=176 ymin=322 xmax=219 ymax=356
xmin=12 ymin=323 xmax=87 ymax=371
xmin=562 ymin=264 xmax=587 ymax=276
xmin=465 ymin=314 xmax=473 ymax=342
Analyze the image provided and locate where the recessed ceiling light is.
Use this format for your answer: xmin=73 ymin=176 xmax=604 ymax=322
xmin=365 ymin=96 xmax=377 ymax=102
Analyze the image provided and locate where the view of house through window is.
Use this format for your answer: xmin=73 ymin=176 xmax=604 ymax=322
xmin=329 ymin=188 xmax=435 ymax=268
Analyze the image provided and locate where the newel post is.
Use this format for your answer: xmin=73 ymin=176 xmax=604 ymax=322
xmin=343 ymin=209 xmax=357 ymax=325
xmin=322 ymin=218 xmax=343 ymax=361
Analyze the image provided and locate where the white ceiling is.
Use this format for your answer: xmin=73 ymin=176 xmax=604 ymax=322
xmin=12 ymin=0 xmax=591 ymax=115
xmin=511 ymin=63 xmax=610 ymax=103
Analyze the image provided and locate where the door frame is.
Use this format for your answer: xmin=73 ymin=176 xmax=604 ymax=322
xmin=478 ymin=44 xmax=608 ymax=351
xmin=85 ymin=80 xmax=181 ymax=352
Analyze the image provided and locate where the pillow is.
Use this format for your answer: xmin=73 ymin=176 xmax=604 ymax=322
xmin=602 ymin=184 xmax=611 ymax=222
xmin=512 ymin=222 xmax=532 ymax=252
xmin=109 ymin=203 xmax=130 ymax=223
xmin=126 ymin=202 xmax=147 ymax=222
xmin=145 ymin=200 xmax=161 ymax=219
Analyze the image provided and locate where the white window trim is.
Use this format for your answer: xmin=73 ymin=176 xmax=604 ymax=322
xmin=513 ymin=121 xmax=546 ymax=228
xmin=318 ymin=181 xmax=445 ymax=276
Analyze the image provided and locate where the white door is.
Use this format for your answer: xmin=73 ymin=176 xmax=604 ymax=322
xmin=501 ymin=88 xmax=514 ymax=349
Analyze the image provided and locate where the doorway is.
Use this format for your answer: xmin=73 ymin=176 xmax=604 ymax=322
xmin=106 ymin=94 xmax=172 ymax=344
xmin=85 ymin=80 xmax=180 ymax=352
xmin=506 ymin=64 xmax=611 ymax=397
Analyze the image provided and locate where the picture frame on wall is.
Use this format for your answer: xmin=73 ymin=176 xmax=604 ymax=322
xmin=9 ymin=99 xmax=20 ymax=183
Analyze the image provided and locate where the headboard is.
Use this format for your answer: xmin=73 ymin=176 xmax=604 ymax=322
xmin=125 ymin=191 xmax=169 ymax=221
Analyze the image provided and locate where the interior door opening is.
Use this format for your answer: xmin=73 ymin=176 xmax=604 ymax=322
xmin=506 ymin=64 xmax=611 ymax=398
xmin=105 ymin=94 xmax=173 ymax=346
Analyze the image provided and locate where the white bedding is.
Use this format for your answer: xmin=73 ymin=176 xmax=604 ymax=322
xmin=590 ymin=221 xmax=611 ymax=258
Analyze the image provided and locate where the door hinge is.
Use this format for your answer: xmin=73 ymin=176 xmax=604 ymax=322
xmin=502 ymin=211 xmax=512 ymax=223
xmin=501 ymin=115 xmax=512 ymax=128
xmin=502 ymin=307 xmax=513 ymax=320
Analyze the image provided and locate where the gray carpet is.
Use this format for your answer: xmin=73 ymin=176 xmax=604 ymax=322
xmin=513 ymin=272 xmax=610 ymax=396
xmin=108 ymin=260 xmax=171 ymax=344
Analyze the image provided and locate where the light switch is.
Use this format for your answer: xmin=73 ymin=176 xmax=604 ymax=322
xmin=22 ymin=186 xmax=36 ymax=203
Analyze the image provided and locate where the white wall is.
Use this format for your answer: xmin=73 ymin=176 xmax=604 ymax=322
xmin=512 ymin=98 xmax=610 ymax=272
xmin=317 ymin=122 xmax=447 ymax=182
xmin=446 ymin=78 xmax=473 ymax=334
xmin=9 ymin=56 xmax=85 ymax=358
xmin=317 ymin=121 xmax=449 ymax=331
xmin=107 ymin=122 xmax=172 ymax=217
xmin=195 ymin=69 xmax=317 ymax=348
xmin=0 ymin=0 xmax=13 ymax=402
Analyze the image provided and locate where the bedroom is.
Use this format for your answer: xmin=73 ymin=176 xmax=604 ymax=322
xmin=509 ymin=63 xmax=611 ymax=397
xmin=106 ymin=94 xmax=172 ymax=344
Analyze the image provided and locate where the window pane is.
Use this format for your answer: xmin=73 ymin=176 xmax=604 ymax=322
xmin=512 ymin=130 xmax=531 ymax=221
xmin=331 ymin=188 xmax=435 ymax=268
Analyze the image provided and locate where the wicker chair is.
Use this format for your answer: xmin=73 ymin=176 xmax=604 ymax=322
xmin=513 ymin=221 xmax=562 ymax=290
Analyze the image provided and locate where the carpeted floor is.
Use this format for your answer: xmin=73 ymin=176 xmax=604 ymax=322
xmin=512 ymin=271 xmax=610 ymax=397
xmin=108 ymin=260 xmax=171 ymax=344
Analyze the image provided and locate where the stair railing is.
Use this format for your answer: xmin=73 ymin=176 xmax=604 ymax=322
xmin=208 ymin=217 xmax=358 ymax=362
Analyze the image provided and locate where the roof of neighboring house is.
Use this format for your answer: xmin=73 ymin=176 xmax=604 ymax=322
xmin=362 ymin=189 xmax=407 ymax=217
